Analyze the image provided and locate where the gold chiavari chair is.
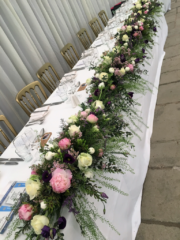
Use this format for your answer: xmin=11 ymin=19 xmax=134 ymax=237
xmin=16 ymin=81 xmax=48 ymax=117
xmin=60 ymin=43 xmax=80 ymax=69
xmin=0 ymin=115 xmax=17 ymax=154
xmin=89 ymin=17 xmax=103 ymax=37
xmin=98 ymin=10 xmax=109 ymax=27
xmin=36 ymin=63 xmax=60 ymax=93
xmin=77 ymin=28 xmax=92 ymax=50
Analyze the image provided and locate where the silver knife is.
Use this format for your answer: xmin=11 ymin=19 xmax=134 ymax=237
xmin=0 ymin=158 xmax=24 ymax=162
xmin=33 ymin=110 xmax=48 ymax=113
xmin=0 ymin=162 xmax=18 ymax=165
xmin=39 ymin=101 xmax=63 ymax=108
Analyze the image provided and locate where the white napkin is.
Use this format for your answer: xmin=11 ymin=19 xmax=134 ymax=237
xmin=29 ymin=106 xmax=49 ymax=122
xmin=70 ymin=95 xmax=80 ymax=108
xmin=92 ymin=39 xmax=103 ymax=47
xmin=73 ymin=60 xmax=85 ymax=70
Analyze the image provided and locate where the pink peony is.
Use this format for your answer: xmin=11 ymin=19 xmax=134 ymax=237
xmin=128 ymin=64 xmax=134 ymax=72
xmin=133 ymin=32 xmax=139 ymax=37
xmin=18 ymin=204 xmax=33 ymax=221
xmin=98 ymin=149 xmax=104 ymax=157
xmin=86 ymin=114 xmax=98 ymax=124
xmin=80 ymin=111 xmax=88 ymax=118
xmin=50 ymin=168 xmax=72 ymax=193
xmin=58 ymin=138 xmax=71 ymax=150
xmin=121 ymin=25 xmax=126 ymax=31
xmin=139 ymin=26 xmax=144 ymax=31
xmin=31 ymin=170 xmax=37 ymax=175
xmin=110 ymin=85 xmax=116 ymax=90
xmin=144 ymin=10 xmax=148 ymax=14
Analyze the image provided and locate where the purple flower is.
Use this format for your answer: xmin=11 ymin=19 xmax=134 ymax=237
xmin=94 ymin=89 xmax=100 ymax=96
xmin=142 ymin=48 xmax=145 ymax=54
xmin=58 ymin=217 xmax=66 ymax=229
xmin=90 ymin=111 xmax=96 ymax=115
xmin=144 ymin=40 xmax=149 ymax=44
xmin=135 ymin=58 xmax=140 ymax=63
xmin=63 ymin=154 xmax=75 ymax=164
xmin=50 ymin=228 xmax=56 ymax=239
xmin=143 ymin=56 xmax=146 ymax=58
xmin=101 ymin=193 xmax=108 ymax=199
xmin=120 ymin=54 xmax=126 ymax=63
xmin=153 ymin=27 xmax=157 ymax=32
xmin=42 ymin=171 xmax=52 ymax=183
xmin=128 ymin=92 xmax=134 ymax=98
xmin=41 ymin=226 xmax=50 ymax=238
xmin=88 ymin=98 xmax=93 ymax=103
xmin=107 ymin=101 xmax=111 ymax=105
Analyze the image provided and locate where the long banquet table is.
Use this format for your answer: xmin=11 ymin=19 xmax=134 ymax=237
xmin=0 ymin=2 xmax=170 ymax=239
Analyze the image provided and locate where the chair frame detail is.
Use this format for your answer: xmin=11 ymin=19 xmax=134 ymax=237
xmin=98 ymin=10 xmax=109 ymax=27
xmin=77 ymin=28 xmax=92 ymax=50
xmin=16 ymin=81 xmax=48 ymax=117
xmin=89 ymin=17 xmax=103 ymax=37
xmin=61 ymin=43 xmax=80 ymax=69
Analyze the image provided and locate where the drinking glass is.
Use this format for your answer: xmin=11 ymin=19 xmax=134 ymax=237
xmin=13 ymin=135 xmax=32 ymax=162
xmin=57 ymin=83 xmax=68 ymax=101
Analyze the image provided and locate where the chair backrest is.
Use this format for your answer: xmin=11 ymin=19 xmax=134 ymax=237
xmin=16 ymin=81 xmax=48 ymax=117
xmin=0 ymin=115 xmax=17 ymax=154
xmin=36 ymin=63 xmax=60 ymax=93
xmin=89 ymin=17 xmax=103 ymax=37
xmin=60 ymin=43 xmax=80 ymax=69
xmin=98 ymin=10 xmax=109 ymax=27
xmin=77 ymin=28 xmax=92 ymax=50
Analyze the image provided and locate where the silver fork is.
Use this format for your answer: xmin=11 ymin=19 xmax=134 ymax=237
xmin=25 ymin=120 xmax=43 ymax=127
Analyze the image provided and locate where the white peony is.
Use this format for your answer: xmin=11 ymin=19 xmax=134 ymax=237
xmin=104 ymin=56 xmax=112 ymax=65
xmin=99 ymin=72 xmax=108 ymax=82
xmin=125 ymin=67 xmax=130 ymax=72
xmin=122 ymin=34 xmax=129 ymax=42
xmin=26 ymin=179 xmax=41 ymax=200
xmin=84 ymin=170 xmax=94 ymax=179
xmin=45 ymin=151 xmax=56 ymax=161
xmin=85 ymin=109 xmax=91 ymax=114
xmin=68 ymin=125 xmax=80 ymax=137
xmin=89 ymin=147 xmax=95 ymax=154
xmin=109 ymin=67 xmax=115 ymax=73
xmin=86 ymin=78 xmax=92 ymax=85
xmin=93 ymin=100 xmax=105 ymax=109
xmin=126 ymin=25 xmax=132 ymax=32
xmin=40 ymin=201 xmax=47 ymax=210
xmin=78 ymin=153 xmax=93 ymax=169
xmin=31 ymin=215 xmax=49 ymax=235
xmin=98 ymin=82 xmax=105 ymax=89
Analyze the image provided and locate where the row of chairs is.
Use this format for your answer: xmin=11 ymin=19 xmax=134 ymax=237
xmin=0 ymin=10 xmax=109 ymax=155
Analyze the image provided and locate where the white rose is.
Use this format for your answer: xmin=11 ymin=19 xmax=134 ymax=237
xmin=84 ymin=170 xmax=94 ymax=179
xmin=109 ymin=68 xmax=115 ymax=73
xmin=86 ymin=78 xmax=92 ymax=85
xmin=69 ymin=115 xmax=78 ymax=123
xmin=77 ymin=153 xmax=93 ymax=169
xmin=85 ymin=109 xmax=91 ymax=114
xmin=92 ymin=125 xmax=99 ymax=132
xmin=93 ymin=100 xmax=105 ymax=109
xmin=68 ymin=125 xmax=80 ymax=137
xmin=126 ymin=25 xmax=132 ymax=32
xmin=48 ymin=144 xmax=54 ymax=149
xmin=122 ymin=34 xmax=129 ymax=42
xmin=104 ymin=56 xmax=112 ymax=65
xmin=45 ymin=151 xmax=56 ymax=160
xmin=136 ymin=3 xmax=142 ymax=9
xmin=89 ymin=147 xmax=95 ymax=154
xmin=98 ymin=82 xmax=105 ymax=89
xmin=125 ymin=67 xmax=130 ymax=72
xmin=99 ymin=72 xmax=108 ymax=82
xmin=132 ymin=61 xmax=135 ymax=66
xmin=40 ymin=201 xmax=47 ymax=209
xmin=31 ymin=215 xmax=49 ymax=235
xmin=67 ymin=119 xmax=73 ymax=124
xmin=26 ymin=179 xmax=41 ymax=200
xmin=95 ymin=73 xmax=100 ymax=78
xmin=134 ymin=26 xmax=138 ymax=29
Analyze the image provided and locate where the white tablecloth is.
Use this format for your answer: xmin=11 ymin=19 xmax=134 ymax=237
xmin=0 ymin=4 xmax=169 ymax=240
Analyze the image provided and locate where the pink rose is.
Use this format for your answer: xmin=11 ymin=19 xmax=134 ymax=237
xmin=81 ymin=111 xmax=88 ymax=118
xmin=143 ymin=4 xmax=146 ymax=7
xmin=31 ymin=170 xmax=37 ymax=175
xmin=58 ymin=138 xmax=71 ymax=150
xmin=133 ymin=32 xmax=139 ymax=37
xmin=128 ymin=64 xmax=134 ymax=72
xmin=86 ymin=114 xmax=98 ymax=124
xmin=121 ymin=26 xmax=126 ymax=31
xmin=144 ymin=10 xmax=148 ymax=14
xmin=50 ymin=168 xmax=72 ymax=193
xmin=98 ymin=149 xmax=104 ymax=157
xmin=18 ymin=204 xmax=33 ymax=221
xmin=139 ymin=26 xmax=144 ymax=31
xmin=110 ymin=85 xmax=116 ymax=90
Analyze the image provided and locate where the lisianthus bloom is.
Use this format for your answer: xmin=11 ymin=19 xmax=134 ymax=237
xmin=121 ymin=25 xmax=126 ymax=31
xmin=42 ymin=171 xmax=52 ymax=183
xmin=63 ymin=154 xmax=75 ymax=164
xmin=144 ymin=40 xmax=149 ymax=44
xmin=135 ymin=58 xmax=140 ymax=63
xmin=134 ymin=25 xmax=138 ymax=29
xmin=31 ymin=170 xmax=37 ymax=175
xmin=18 ymin=204 xmax=33 ymax=221
xmin=85 ymin=109 xmax=91 ymax=114
xmin=119 ymin=68 xmax=126 ymax=76
xmin=93 ymin=100 xmax=105 ymax=109
xmin=98 ymin=149 xmax=104 ymax=157
xmin=126 ymin=25 xmax=132 ymax=32
xmin=68 ymin=115 xmax=78 ymax=123
xmin=104 ymin=56 xmax=112 ymax=65
xmin=45 ymin=151 xmax=56 ymax=160
xmin=86 ymin=114 xmax=98 ymax=124
xmin=85 ymin=170 xmax=94 ymax=179
xmin=139 ymin=26 xmax=144 ymax=31
xmin=40 ymin=201 xmax=47 ymax=210
xmin=109 ymin=67 xmax=115 ymax=73
xmin=68 ymin=125 xmax=80 ymax=137
xmin=41 ymin=226 xmax=50 ymax=238
xmin=125 ymin=67 xmax=130 ymax=72
xmin=78 ymin=153 xmax=93 ymax=169
xmin=128 ymin=92 xmax=134 ymax=98
xmin=80 ymin=111 xmax=88 ymax=118
xmin=128 ymin=64 xmax=134 ymax=72
xmin=153 ymin=27 xmax=157 ymax=32
xmin=94 ymin=89 xmax=100 ymax=96
xmin=142 ymin=48 xmax=145 ymax=54
xmin=86 ymin=78 xmax=92 ymax=85
xmin=26 ymin=179 xmax=41 ymax=200
xmin=31 ymin=215 xmax=49 ymax=235
xmin=50 ymin=168 xmax=72 ymax=193
xmin=58 ymin=138 xmax=71 ymax=150
xmin=122 ymin=34 xmax=129 ymax=42
xmin=98 ymin=82 xmax=105 ymax=89
xmin=110 ymin=85 xmax=116 ymax=90
xmin=58 ymin=217 xmax=66 ymax=229
xmin=89 ymin=147 xmax=95 ymax=154
xmin=101 ymin=193 xmax=108 ymax=199
xmin=144 ymin=10 xmax=148 ymax=14
xmin=133 ymin=32 xmax=139 ymax=37
xmin=92 ymin=125 xmax=99 ymax=132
